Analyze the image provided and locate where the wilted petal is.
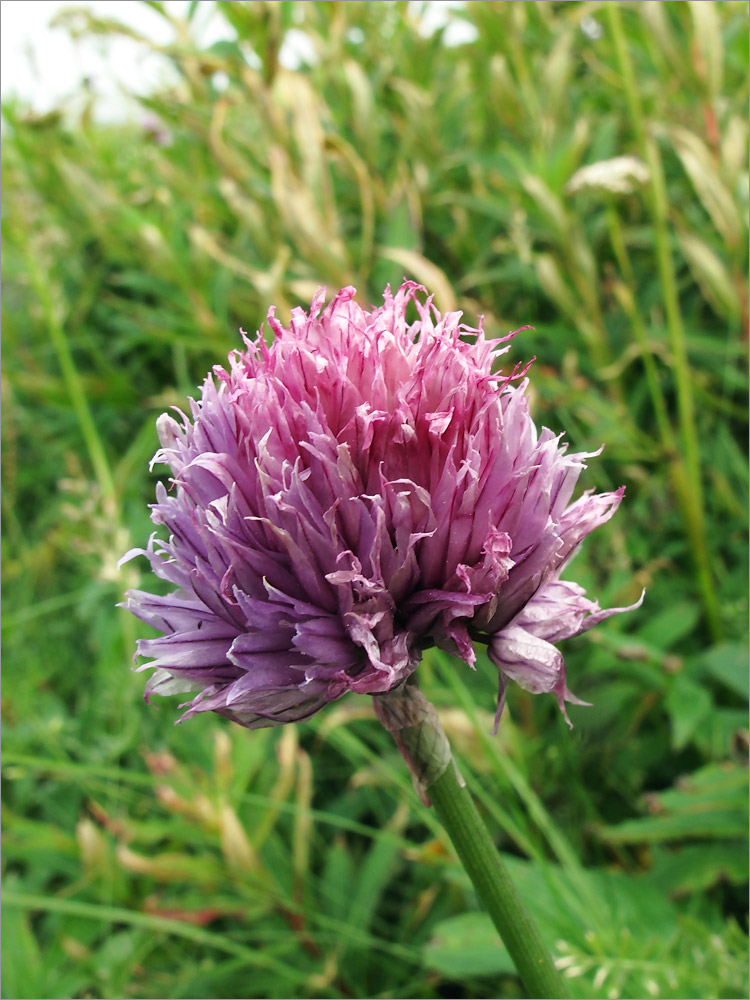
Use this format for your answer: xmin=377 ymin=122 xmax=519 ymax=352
xmin=514 ymin=577 xmax=646 ymax=643
xmin=488 ymin=626 xmax=590 ymax=729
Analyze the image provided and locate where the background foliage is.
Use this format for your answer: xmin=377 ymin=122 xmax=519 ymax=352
xmin=2 ymin=2 xmax=748 ymax=998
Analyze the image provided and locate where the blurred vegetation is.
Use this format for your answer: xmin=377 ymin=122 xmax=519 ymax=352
xmin=1 ymin=2 xmax=748 ymax=998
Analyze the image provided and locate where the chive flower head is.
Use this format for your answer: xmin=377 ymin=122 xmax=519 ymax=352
xmin=123 ymin=284 xmax=640 ymax=729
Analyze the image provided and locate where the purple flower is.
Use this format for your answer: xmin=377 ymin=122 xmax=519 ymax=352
xmin=122 ymin=284 xmax=641 ymax=729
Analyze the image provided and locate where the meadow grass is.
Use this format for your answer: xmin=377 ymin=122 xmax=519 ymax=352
xmin=2 ymin=2 xmax=748 ymax=998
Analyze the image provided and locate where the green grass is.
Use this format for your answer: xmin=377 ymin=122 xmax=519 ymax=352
xmin=2 ymin=2 xmax=748 ymax=998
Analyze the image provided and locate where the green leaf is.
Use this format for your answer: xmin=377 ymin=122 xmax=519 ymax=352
xmin=646 ymin=842 xmax=749 ymax=896
xmin=596 ymin=763 xmax=749 ymax=845
xmin=424 ymin=912 xmax=515 ymax=979
xmin=665 ymin=673 xmax=713 ymax=750
xmin=318 ymin=838 xmax=356 ymax=922
xmin=694 ymin=708 xmax=748 ymax=759
xmin=1 ymin=898 xmax=43 ymax=1000
xmin=701 ymin=643 xmax=749 ymax=700
xmin=657 ymin=761 xmax=748 ymax=804
xmin=636 ymin=601 xmax=701 ymax=649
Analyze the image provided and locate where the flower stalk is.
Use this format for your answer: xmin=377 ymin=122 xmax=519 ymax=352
xmin=374 ymin=680 xmax=568 ymax=1000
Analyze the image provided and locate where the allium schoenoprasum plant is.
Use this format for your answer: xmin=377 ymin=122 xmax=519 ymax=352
xmin=2 ymin=3 xmax=747 ymax=999
xmin=122 ymin=283 xmax=643 ymax=997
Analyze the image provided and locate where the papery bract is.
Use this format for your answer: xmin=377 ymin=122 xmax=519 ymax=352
xmin=122 ymin=284 xmax=640 ymax=728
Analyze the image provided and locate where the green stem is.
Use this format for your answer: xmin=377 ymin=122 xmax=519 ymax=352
xmin=429 ymin=762 xmax=568 ymax=999
xmin=374 ymin=682 xmax=568 ymax=999
xmin=605 ymin=201 xmax=674 ymax=450
xmin=24 ymin=248 xmax=118 ymax=519
xmin=607 ymin=3 xmax=721 ymax=640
